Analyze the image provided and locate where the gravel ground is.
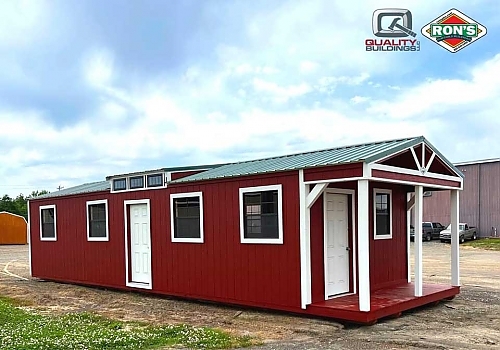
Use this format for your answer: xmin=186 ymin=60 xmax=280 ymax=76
xmin=1 ymin=242 xmax=499 ymax=349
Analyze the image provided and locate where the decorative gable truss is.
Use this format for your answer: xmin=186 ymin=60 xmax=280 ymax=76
xmin=367 ymin=141 xmax=463 ymax=189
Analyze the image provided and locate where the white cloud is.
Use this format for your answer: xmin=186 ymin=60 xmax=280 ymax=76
xmin=252 ymin=78 xmax=312 ymax=103
xmin=1 ymin=0 xmax=499 ymax=196
xmin=0 ymin=0 xmax=50 ymax=48
xmin=300 ymin=61 xmax=319 ymax=73
xmin=83 ymin=48 xmax=115 ymax=88
xmin=367 ymin=54 xmax=500 ymax=119
xmin=316 ymin=73 xmax=370 ymax=93
xmin=350 ymin=96 xmax=370 ymax=104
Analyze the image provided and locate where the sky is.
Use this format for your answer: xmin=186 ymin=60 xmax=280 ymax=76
xmin=0 ymin=0 xmax=499 ymax=196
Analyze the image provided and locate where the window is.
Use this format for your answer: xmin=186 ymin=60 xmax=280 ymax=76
xmin=373 ymin=189 xmax=392 ymax=240
xmin=147 ymin=174 xmax=163 ymax=187
xmin=86 ymin=200 xmax=109 ymax=241
xmin=129 ymin=176 xmax=144 ymax=189
xmin=113 ymin=178 xmax=126 ymax=191
xmin=39 ymin=205 xmax=57 ymax=241
xmin=170 ymin=192 xmax=204 ymax=243
xmin=239 ymin=184 xmax=283 ymax=244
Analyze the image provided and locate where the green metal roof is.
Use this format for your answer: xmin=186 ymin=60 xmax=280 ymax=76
xmin=34 ymin=181 xmax=110 ymax=200
xmin=32 ymin=136 xmax=463 ymax=200
xmin=172 ymin=136 xmax=463 ymax=183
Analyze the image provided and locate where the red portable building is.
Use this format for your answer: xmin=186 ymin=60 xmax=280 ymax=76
xmin=28 ymin=136 xmax=464 ymax=324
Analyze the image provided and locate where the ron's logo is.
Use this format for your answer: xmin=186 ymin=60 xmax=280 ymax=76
xmin=421 ymin=8 xmax=487 ymax=53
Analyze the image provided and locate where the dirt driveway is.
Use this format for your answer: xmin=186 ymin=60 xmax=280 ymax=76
xmin=1 ymin=242 xmax=499 ymax=349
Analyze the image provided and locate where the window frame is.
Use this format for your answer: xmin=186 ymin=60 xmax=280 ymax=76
xmin=39 ymin=204 xmax=57 ymax=241
xmin=113 ymin=178 xmax=127 ymax=191
xmin=147 ymin=173 xmax=164 ymax=188
xmin=129 ymin=176 xmax=145 ymax=189
xmin=373 ymin=188 xmax=393 ymax=240
xmin=239 ymin=184 xmax=283 ymax=244
xmin=86 ymin=199 xmax=109 ymax=242
xmin=170 ymin=192 xmax=204 ymax=243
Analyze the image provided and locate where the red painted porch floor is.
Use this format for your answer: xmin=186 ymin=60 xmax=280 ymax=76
xmin=307 ymin=283 xmax=460 ymax=325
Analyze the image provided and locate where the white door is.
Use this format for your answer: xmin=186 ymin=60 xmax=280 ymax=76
xmin=325 ymin=193 xmax=350 ymax=297
xmin=129 ymin=204 xmax=151 ymax=284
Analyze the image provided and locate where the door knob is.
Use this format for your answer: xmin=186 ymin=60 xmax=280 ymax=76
xmin=346 ymin=247 xmax=351 ymax=251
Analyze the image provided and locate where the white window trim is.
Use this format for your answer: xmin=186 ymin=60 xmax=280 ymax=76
xmin=373 ymin=188 xmax=393 ymax=240
xmin=39 ymin=204 xmax=57 ymax=241
xmin=239 ymin=184 xmax=284 ymax=244
xmin=86 ymin=199 xmax=109 ymax=242
xmin=170 ymin=192 xmax=204 ymax=243
xmin=110 ymin=172 xmax=167 ymax=193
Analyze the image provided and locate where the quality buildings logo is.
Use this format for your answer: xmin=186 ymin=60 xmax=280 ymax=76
xmin=366 ymin=8 xmax=420 ymax=52
xmin=421 ymin=9 xmax=487 ymax=53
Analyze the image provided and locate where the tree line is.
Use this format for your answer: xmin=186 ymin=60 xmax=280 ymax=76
xmin=0 ymin=190 xmax=50 ymax=219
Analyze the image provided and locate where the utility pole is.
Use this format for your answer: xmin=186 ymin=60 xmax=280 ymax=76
xmin=57 ymin=185 xmax=64 ymax=191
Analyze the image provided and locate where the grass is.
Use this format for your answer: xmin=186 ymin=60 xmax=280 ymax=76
xmin=463 ymin=237 xmax=500 ymax=251
xmin=0 ymin=296 xmax=253 ymax=350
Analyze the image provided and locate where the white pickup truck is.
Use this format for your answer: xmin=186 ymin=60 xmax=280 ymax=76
xmin=439 ymin=223 xmax=478 ymax=243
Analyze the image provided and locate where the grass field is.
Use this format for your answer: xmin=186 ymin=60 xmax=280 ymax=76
xmin=463 ymin=237 xmax=500 ymax=251
xmin=0 ymin=296 xmax=253 ymax=350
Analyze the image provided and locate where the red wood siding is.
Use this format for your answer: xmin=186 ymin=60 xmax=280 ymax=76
xmin=303 ymin=163 xmax=363 ymax=182
xmin=169 ymin=170 xmax=207 ymax=181
xmin=310 ymin=194 xmax=325 ymax=304
xmin=369 ymin=182 xmax=408 ymax=290
xmin=381 ymin=149 xmax=419 ymax=170
xmin=30 ymin=172 xmax=301 ymax=310
xmin=30 ymin=191 xmax=125 ymax=287
xmin=372 ymin=170 xmax=461 ymax=188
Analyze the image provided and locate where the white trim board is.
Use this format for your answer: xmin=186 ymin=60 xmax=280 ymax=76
xmin=373 ymin=188 xmax=393 ymax=240
xmin=239 ymin=184 xmax=284 ymax=244
xmin=304 ymin=174 xmax=462 ymax=190
xmin=357 ymin=179 xmax=371 ymax=312
xmin=39 ymin=204 xmax=57 ymax=242
xmin=86 ymin=199 xmax=110 ymax=242
xmin=27 ymin=200 xmax=32 ymax=277
xmin=369 ymin=163 xmax=463 ymax=183
xmin=170 ymin=191 xmax=204 ymax=243
xmin=323 ymin=188 xmax=357 ymax=299
xmin=370 ymin=176 xmax=462 ymax=190
xmin=299 ymin=169 xmax=311 ymax=309
xmin=124 ymin=199 xmax=153 ymax=290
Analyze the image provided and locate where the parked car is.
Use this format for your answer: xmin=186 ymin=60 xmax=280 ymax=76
xmin=440 ymin=223 xmax=478 ymax=243
xmin=410 ymin=222 xmax=446 ymax=241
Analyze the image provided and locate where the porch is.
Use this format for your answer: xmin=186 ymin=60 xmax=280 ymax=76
xmin=307 ymin=283 xmax=460 ymax=324
xmin=298 ymin=138 xmax=464 ymax=323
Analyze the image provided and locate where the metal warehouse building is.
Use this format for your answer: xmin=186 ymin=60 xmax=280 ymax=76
xmin=423 ymin=158 xmax=500 ymax=238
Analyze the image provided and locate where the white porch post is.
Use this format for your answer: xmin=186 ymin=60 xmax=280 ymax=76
xmin=414 ymin=185 xmax=424 ymax=297
xmin=406 ymin=193 xmax=413 ymax=283
xmin=357 ymin=179 xmax=370 ymax=312
xmin=299 ymin=170 xmax=311 ymax=309
xmin=451 ymin=190 xmax=460 ymax=286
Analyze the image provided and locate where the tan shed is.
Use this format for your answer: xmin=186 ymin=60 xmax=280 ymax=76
xmin=0 ymin=211 xmax=27 ymax=244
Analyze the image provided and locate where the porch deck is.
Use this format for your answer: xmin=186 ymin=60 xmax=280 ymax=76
xmin=307 ymin=283 xmax=460 ymax=324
